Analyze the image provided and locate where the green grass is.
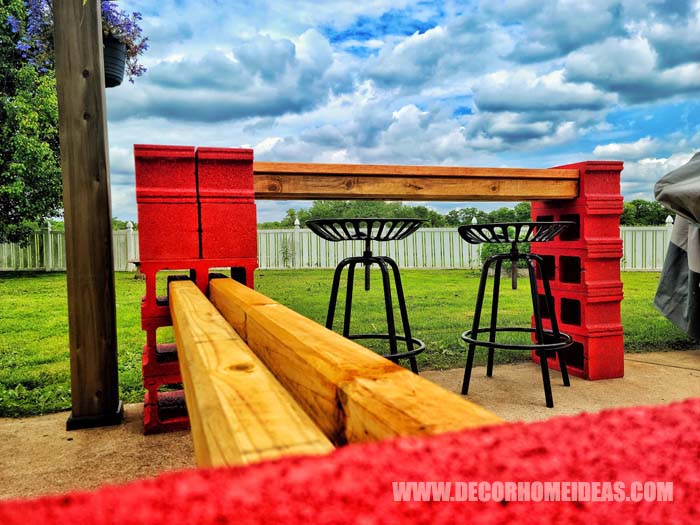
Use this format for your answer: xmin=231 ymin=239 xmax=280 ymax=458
xmin=0 ymin=270 xmax=692 ymax=417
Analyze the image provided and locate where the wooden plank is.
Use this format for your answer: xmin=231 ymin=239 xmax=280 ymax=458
xmin=209 ymin=278 xmax=502 ymax=445
xmin=254 ymin=162 xmax=579 ymax=201
xmin=170 ymin=280 xmax=333 ymax=467
xmin=54 ymin=0 xmax=122 ymax=428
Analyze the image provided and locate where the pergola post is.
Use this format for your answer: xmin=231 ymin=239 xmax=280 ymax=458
xmin=54 ymin=0 xmax=123 ymax=429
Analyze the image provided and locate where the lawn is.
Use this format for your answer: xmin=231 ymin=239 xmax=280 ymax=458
xmin=0 ymin=270 xmax=692 ymax=417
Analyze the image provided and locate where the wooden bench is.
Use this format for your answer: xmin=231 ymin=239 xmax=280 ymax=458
xmin=208 ymin=277 xmax=502 ymax=445
xmin=169 ymin=280 xmax=333 ymax=467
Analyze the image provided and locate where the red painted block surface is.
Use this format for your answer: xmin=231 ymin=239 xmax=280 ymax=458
xmin=197 ymin=147 xmax=258 ymax=260
xmin=550 ymin=160 xmax=624 ymax=206
xmin=534 ymin=328 xmax=625 ymax=380
xmin=532 ymin=202 xmax=624 ymax=253
xmin=134 ymin=145 xmax=199 ymax=261
xmin=196 ymin=147 xmax=254 ymax=200
xmin=142 ymin=343 xmax=180 ymax=379
xmin=200 ymin=202 xmax=258 ymax=259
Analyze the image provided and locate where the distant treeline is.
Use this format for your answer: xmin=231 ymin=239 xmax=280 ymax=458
xmin=257 ymin=199 xmax=673 ymax=229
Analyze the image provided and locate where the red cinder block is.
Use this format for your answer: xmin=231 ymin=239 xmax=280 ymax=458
xmin=196 ymin=147 xmax=254 ymax=200
xmin=143 ymin=390 xmax=189 ymax=435
xmin=197 ymin=147 xmax=258 ymax=260
xmin=549 ymin=160 xmax=624 ymax=206
xmin=200 ymin=202 xmax=258 ymax=259
xmin=537 ymin=291 xmax=623 ymax=334
xmin=531 ymin=203 xmax=624 ymax=252
xmin=143 ymin=374 xmax=188 ymax=434
xmin=533 ymin=249 xmax=623 ymax=291
xmin=134 ymin=145 xmax=199 ymax=261
xmin=142 ymin=343 xmax=180 ymax=378
xmin=533 ymin=330 xmax=624 ymax=380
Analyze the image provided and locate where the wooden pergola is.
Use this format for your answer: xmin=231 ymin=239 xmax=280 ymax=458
xmin=53 ymin=0 xmax=580 ymax=429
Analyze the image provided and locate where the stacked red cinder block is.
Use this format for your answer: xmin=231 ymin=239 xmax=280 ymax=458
xmin=531 ymin=161 xmax=624 ymax=380
xmin=134 ymin=144 xmax=258 ymax=434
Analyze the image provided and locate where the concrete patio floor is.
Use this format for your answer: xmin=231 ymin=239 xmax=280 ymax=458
xmin=0 ymin=349 xmax=698 ymax=500
xmin=423 ymin=349 xmax=700 ymax=422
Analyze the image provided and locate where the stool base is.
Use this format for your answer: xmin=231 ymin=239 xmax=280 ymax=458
xmin=461 ymin=249 xmax=572 ymax=407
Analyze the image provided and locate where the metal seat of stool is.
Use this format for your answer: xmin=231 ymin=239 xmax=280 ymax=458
xmin=306 ymin=218 xmax=426 ymax=373
xmin=458 ymin=222 xmax=574 ymax=407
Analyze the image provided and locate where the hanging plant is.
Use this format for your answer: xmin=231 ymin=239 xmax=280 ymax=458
xmin=7 ymin=0 xmax=148 ymax=85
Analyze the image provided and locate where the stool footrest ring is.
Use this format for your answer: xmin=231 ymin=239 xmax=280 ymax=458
xmin=461 ymin=327 xmax=572 ymax=352
xmin=347 ymin=334 xmax=426 ymax=360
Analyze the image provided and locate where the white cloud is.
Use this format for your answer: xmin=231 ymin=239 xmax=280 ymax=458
xmin=593 ymin=137 xmax=660 ymax=160
xmin=101 ymin=0 xmax=700 ymax=222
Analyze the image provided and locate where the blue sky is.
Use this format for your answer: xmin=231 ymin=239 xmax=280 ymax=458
xmin=107 ymin=0 xmax=700 ymax=222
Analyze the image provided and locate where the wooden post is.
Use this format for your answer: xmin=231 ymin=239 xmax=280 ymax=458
xmin=54 ymin=0 xmax=123 ymax=429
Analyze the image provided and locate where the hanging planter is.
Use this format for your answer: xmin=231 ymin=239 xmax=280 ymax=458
xmin=103 ymin=36 xmax=127 ymax=88
xmin=9 ymin=1 xmax=148 ymax=87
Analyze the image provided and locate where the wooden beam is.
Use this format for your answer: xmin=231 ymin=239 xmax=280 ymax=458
xmin=253 ymin=162 xmax=579 ymax=201
xmin=54 ymin=0 xmax=122 ymax=429
xmin=209 ymin=278 xmax=502 ymax=445
xmin=170 ymin=280 xmax=334 ymax=467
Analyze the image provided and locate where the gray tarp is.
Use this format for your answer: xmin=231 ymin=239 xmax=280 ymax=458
xmin=654 ymin=152 xmax=700 ymax=340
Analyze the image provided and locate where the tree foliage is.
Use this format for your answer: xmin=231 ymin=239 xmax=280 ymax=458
xmin=1 ymin=0 xmax=62 ymax=244
xmin=620 ymin=199 xmax=672 ymax=226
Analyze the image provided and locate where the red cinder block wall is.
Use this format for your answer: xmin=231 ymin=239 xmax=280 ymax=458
xmin=134 ymin=144 xmax=259 ymax=434
xmin=531 ymin=161 xmax=625 ymax=380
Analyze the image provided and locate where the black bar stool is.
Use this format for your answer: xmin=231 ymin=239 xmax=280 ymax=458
xmin=306 ymin=218 xmax=426 ymax=373
xmin=458 ymin=222 xmax=573 ymax=407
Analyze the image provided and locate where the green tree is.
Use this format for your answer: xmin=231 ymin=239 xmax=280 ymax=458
xmin=0 ymin=0 xmax=62 ymax=244
xmin=621 ymin=199 xmax=672 ymax=226
xmin=296 ymin=200 xmax=446 ymax=227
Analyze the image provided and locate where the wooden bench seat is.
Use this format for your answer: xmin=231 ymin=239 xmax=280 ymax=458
xmin=209 ymin=277 xmax=502 ymax=445
xmin=169 ymin=280 xmax=334 ymax=467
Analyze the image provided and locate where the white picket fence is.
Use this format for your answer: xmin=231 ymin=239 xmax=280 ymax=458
xmin=0 ymin=222 xmax=675 ymax=273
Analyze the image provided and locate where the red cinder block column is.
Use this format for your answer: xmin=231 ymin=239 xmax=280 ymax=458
xmin=531 ymin=161 xmax=625 ymax=380
xmin=133 ymin=144 xmax=260 ymax=434
xmin=134 ymin=145 xmax=199 ymax=434
xmin=196 ymin=147 xmax=258 ymax=287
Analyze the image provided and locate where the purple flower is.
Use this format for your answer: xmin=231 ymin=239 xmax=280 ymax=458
xmin=6 ymin=0 xmax=147 ymax=81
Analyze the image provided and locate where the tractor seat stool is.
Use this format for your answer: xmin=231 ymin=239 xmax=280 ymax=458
xmin=458 ymin=222 xmax=574 ymax=408
xmin=306 ymin=218 xmax=426 ymax=374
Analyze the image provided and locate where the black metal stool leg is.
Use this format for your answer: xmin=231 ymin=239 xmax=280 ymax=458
xmin=535 ymin=254 xmax=571 ymax=387
xmin=384 ymin=257 xmax=418 ymax=374
xmin=376 ymin=258 xmax=399 ymax=357
xmin=342 ymin=261 xmax=358 ymax=337
xmin=326 ymin=258 xmax=354 ymax=330
xmin=461 ymin=256 xmax=495 ymax=395
xmin=487 ymin=257 xmax=504 ymax=377
xmin=526 ymin=256 xmax=553 ymax=408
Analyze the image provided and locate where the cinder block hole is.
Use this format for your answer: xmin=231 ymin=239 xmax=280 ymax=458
xmin=157 ymin=383 xmax=182 ymax=393
xmin=156 ymin=269 xmax=196 ymax=305
xmin=560 ymin=256 xmax=582 ymax=283
xmin=208 ymin=266 xmax=248 ymax=284
xmin=559 ymin=214 xmax=580 ymax=241
xmin=537 ymin=294 xmax=551 ymax=319
xmin=156 ymin=389 xmax=188 ymax=420
xmin=536 ymin=215 xmax=554 ymax=222
xmin=155 ymin=328 xmax=177 ymax=363
xmin=565 ymin=341 xmax=585 ymax=370
xmin=156 ymin=326 xmax=175 ymax=345
xmin=560 ymin=298 xmax=582 ymax=326
xmin=535 ymin=255 xmax=556 ymax=281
